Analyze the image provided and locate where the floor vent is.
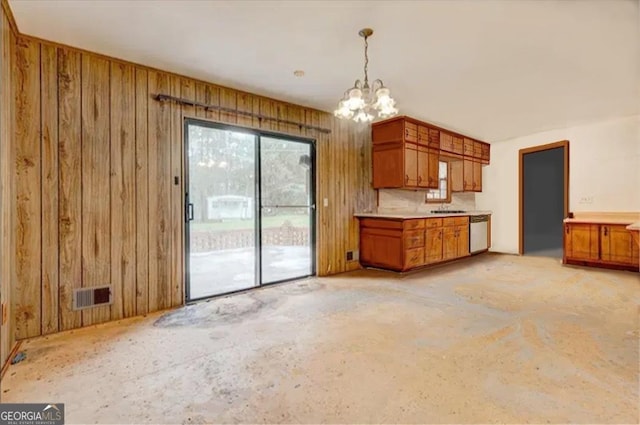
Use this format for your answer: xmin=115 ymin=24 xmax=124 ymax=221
xmin=73 ymin=286 xmax=112 ymax=310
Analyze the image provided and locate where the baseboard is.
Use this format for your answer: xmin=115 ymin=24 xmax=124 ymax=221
xmin=564 ymin=259 xmax=639 ymax=273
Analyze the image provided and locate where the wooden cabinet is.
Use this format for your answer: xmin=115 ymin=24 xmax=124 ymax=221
xmin=359 ymin=216 xmax=474 ymax=272
xmin=372 ymin=118 xmax=438 ymax=190
xmin=564 ymin=222 xmax=639 ymax=271
xmin=565 ymin=223 xmax=599 ymax=262
xmin=462 ymin=159 xmax=482 ymax=192
xmin=601 ymin=225 xmax=636 ymax=265
xmin=372 ymin=117 xmax=489 ymax=191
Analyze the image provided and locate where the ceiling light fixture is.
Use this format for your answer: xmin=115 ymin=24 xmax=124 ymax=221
xmin=334 ymin=28 xmax=398 ymax=123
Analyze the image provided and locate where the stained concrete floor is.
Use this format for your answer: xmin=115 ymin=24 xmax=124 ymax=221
xmin=1 ymin=254 xmax=639 ymax=424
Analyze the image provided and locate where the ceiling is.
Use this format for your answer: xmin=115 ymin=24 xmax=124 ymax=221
xmin=9 ymin=0 xmax=640 ymax=141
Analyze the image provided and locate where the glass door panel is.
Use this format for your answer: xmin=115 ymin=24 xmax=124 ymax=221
xmin=260 ymin=137 xmax=314 ymax=284
xmin=185 ymin=124 xmax=257 ymax=300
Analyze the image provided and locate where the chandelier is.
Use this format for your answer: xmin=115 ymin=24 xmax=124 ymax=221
xmin=334 ymin=28 xmax=398 ymax=123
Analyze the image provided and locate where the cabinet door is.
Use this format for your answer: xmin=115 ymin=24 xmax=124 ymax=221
xmin=463 ymin=138 xmax=474 ymax=156
xmin=472 ymin=161 xmax=482 ymax=192
xmin=404 ymin=144 xmax=418 ymax=187
xmin=417 ymin=146 xmax=429 ymax=188
xmin=427 ymin=148 xmax=439 ymax=189
xmin=601 ymin=225 xmax=634 ymax=264
xmin=450 ymin=161 xmax=463 ymax=192
xmin=425 ymin=227 xmax=443 ymax=264
xmin=404 ymin=121 xmax=418 ymax=143
xmin=565 ymin=223 xmax=599 ymax=261
xmin=457 ymin=225 xmax=469 ymax=256
xmin=417 ymin=125 xmax=429 ymax=146
xmin=360 ymin=229 xmax=404 ymax=270
xmin=440 ymin=132 xmax=453 ymax=152
xmin=442 ymin=227 xmax=457 ymax=260
xmin=428 ymin=128 xmax=440 ymax=149
xmin=452 ymin=136 xmax=464 ymax=156
xmin=372 ymin=144 xmax=404 ymax=188
xmin=463 ymin=159 xmax=474 ymax=191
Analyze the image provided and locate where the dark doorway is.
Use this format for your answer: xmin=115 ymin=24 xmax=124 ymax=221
xmin=519 ymin=141 xmax=569 ymax=257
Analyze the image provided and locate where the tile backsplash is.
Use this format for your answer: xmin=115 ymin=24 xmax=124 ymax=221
xmin=375 ymin=189 xmax=476 ymax=213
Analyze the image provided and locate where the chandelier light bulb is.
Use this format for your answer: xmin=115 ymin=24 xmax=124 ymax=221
xmin=333 ymin=28 xmax=398 ymax=123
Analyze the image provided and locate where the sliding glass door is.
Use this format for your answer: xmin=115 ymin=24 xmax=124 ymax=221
xmin=184 ymin=120 xmax=315 ymax=301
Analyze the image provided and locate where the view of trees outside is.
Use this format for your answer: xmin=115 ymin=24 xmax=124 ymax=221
xmin=187 ymin=127 xmax=312 ymax=231
xmin=186 ymin=124 xmax=314 ymax=297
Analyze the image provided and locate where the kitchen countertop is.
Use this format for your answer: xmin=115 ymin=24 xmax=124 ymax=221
xmin=626 ymin=222 xmax=640 ymax=231
xmin=354 ymin=211 xmax=492 ymax=219
xmin=563 ymin=213 xmax=640 ymax=225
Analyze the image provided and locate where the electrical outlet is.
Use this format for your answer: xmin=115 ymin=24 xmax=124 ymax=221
xmin=579 ymin=196 xmax=594 ymax=204
xmin=346 ymin=251 xmax=353 ymax=261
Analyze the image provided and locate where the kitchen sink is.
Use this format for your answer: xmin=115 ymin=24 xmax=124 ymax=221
xmin=430 ymin=210 xmax=466 ymax=214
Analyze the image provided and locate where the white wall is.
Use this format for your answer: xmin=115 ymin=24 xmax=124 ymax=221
xmin=476 ymin=115 xmax=640 ymax=254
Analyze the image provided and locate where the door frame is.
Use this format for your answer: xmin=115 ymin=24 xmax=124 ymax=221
xmin=518 ymin=140 xmax=569 ymax=255
xmin=183 ymin=118 xmax=317 ymax=302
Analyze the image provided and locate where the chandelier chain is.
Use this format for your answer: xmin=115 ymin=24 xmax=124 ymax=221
xmin=363 ymin=35 xmax=369 ymax=88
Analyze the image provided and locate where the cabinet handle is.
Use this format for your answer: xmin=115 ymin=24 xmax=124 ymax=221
xmin=405 ymin=129 xmax=409 ymax=137
xmin=566 ymin=226 xmax=569 ymax=235
xmin=604 ymin=227 xmax=608 ymax=236
xmin=405 ymin=174 xmax=409 ymax=183
xmin=418 ymin=175 xmax=422 ymax=183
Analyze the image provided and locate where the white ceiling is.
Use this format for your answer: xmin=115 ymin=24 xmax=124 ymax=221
xmin=9 ymin=0 xmax=640 ymax=141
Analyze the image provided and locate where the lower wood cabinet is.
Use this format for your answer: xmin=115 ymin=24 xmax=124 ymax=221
xmin=564 ymin=222 xmax=639 ymax=271
xmin=359 ymin=216 xmax=471 ymax=272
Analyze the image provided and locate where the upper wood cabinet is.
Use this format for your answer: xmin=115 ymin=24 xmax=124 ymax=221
xmin=372 ymin=116 xmax=489 ymax=191
xmin=372 ymin=118 xmax=439 ymax=190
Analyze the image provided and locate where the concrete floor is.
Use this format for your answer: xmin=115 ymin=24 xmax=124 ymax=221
xmin=2 ymin=254 xmax=639 ymax=424
xmin=189 ymin=246 xmax=312 ymax=299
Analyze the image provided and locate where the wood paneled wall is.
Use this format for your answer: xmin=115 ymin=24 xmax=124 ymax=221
xmin=11 ymin=34 xmax=374 ymax=340
xmin=1 ymin=0 xmax=16 ymax=369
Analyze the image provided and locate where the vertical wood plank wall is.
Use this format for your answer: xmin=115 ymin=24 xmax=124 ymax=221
xmin=0 ymin=3 xmax=16 ymax=368
xmin=10 ymin=34 xmax=375 ymax=340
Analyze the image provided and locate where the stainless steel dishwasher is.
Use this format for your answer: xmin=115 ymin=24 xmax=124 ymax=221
xmin=469 ymin=215 xmax=489 ymax=253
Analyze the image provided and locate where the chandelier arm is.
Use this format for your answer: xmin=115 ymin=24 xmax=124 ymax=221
xmin=371 ymin=79 xmax=384 ymax=91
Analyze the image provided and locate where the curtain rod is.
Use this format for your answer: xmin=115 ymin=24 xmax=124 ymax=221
xmin=153 ymin=94 xmax=332 ymax=134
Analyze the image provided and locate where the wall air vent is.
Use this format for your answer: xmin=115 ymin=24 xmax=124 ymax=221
xmin=73 ymin=286 xmax=112 ymax=310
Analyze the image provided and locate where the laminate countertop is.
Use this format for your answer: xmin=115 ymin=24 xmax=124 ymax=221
xmin=626 ymin=222 xmax=640 ymax=231
xmin=563 ymin=214 xmax=640 ymax=225
xmin=354 ymin=211 xmax=492 ymax=219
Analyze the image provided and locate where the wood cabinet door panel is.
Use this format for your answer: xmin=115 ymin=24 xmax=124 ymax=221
xmin=463 ymin=138 xmax=474 ymax=156
xmin=463 ymin=159 xmax=474 ymax=191
xmin=427 ymin=148 xmax=439 ymax=189
xmin=404 ymin=121 xmax=418 ymax=143
xmin=425 ymin=218 xmax=443 ymax=228
xmin=601 ymin=225 xmax=634 ymax=264
xmin=450 ymin=160 xmax=463 ymax=192
xmin=372 ymin=144 xmax=404 ymax=188
xmin=404 ymin=248 xmax=425 ymax=269
xmin=372 ymin=119 xmax=404 ymax=144
xmin=428 ymin=128 xmax=440 ymax=148
xmin=442 ymin=227 xmax=457 ymax=260
xmin=425 ymin=227 xmax=443 ymax=264
xmin=565 ymin=223 xmax=599 ymax=261
xmin=360 ymin=229 xmax=403 ymax=270
xmin=440 ymin=132 xmax=453 ymax=152
xmin=417 ymin=147 xmax=429 ymax=188
xmin=457 ymin=225 xmax=470 ymax=256
xmin=417 ymin=125 xmax=429 ymax=146
xmin=404 ymin=144 xmax=418 ymax=187
xmin=452 ymin=136 xmax=464 ymax=155
xmin=472 ymin=161 xmax=482 ymax=192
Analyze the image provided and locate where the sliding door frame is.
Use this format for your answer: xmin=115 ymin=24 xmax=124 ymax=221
xmin=183 ymin=118 xmax=317 ymax=302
